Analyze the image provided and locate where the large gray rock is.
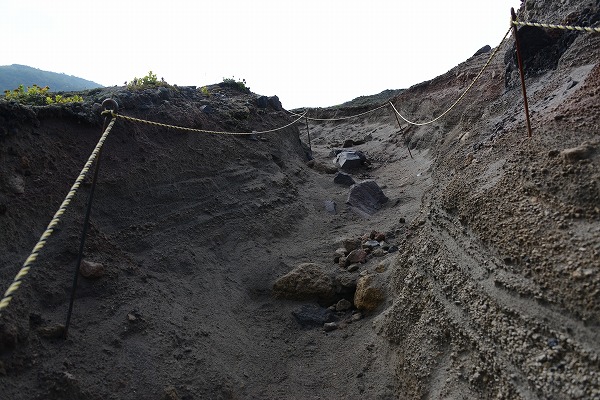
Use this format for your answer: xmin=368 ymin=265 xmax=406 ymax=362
xmin=273 ymin=263 xmax=336 ymax=303
xmin=333 ymin=150 xmax=367 ymax=170
xmin=347 ymin=180 xmax=388 ymax=215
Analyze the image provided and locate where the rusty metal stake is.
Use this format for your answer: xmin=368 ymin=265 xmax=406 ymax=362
xmin=64 ymin=99 xmax=117 ymax=339
xmin=390 ymin=103 xmax=414 ymax=159
xmin=511 ymin=7 xmax=533 ymax=138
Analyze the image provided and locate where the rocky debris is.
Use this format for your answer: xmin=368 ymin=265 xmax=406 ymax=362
xmin=354 ymin=274 xmax=386 ymax=312
xmin=560 ymin=142 xmax=595 ymax=163
xmin=333 ymin=171 xmax=355 ymax=186
xmin=347 ymin=180 xmax=388 ymax=215
xmin=324 ymin=200 xmax=336 ymax=214
xmin=79 ymin=260 xmax=105 ymax=279
xmin=255 ymin=96 xmax=269 ymax=108
xmin=273 ymin=263 xmax=336 ymax=303
xmin=292 ymin=304 xmax=335 ymax=328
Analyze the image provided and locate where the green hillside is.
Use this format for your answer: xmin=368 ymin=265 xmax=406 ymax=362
xmin=0 ymin=64 xmax=102 ymax=92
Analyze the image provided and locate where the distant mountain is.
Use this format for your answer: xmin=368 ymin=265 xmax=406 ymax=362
xmin=0 ymin=64 xmax=102 ymax=93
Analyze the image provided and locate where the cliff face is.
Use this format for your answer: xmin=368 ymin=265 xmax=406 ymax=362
xmin=1 ymin=1 xmax=599 ymax=399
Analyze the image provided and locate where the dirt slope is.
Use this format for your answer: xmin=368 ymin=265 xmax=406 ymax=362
xmin=1 ymin=1 xmax=599 ymax=399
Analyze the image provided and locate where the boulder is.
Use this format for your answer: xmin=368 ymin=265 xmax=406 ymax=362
xmin=473 ymin=45 xmax=491 ymax=57
xmin=273 ymin=263 xmax=335 ymax=303
xmin=255 ymin=96 xmax=269 ymax=108
xmin=268 ymin=95 xmax=283 ymax=111
xmin=347 ymin=180 xmax=388 ymax=215
xmin=354 ymin=274 xmax=386 ymax=311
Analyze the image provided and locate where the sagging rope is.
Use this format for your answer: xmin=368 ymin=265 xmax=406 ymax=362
xmin=0 ymin=117 xmax=116 ymax=316
xmin=104 ymin=110 xmax=307 ymax=135
xmin=390 ymin=27 xmax=512 ymax=127
xmin=511 ymin=20 xmax=600 ymax=33
xmin=288 ymin=102 xmax=390 ymax=122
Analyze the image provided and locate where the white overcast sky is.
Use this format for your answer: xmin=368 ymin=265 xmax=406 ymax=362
xmin=3 ymin=1 xmax=522 ymax=109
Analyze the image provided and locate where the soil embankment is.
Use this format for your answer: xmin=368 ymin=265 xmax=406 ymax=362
xmin=1 ymin=1 xmax=599 ymax=399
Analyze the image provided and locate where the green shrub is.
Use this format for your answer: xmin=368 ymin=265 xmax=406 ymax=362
xmin=3 ymin=84 xmax=83 ymax=105
xmin=126 ymin=71 xmax=169 ymax=90
xmin=200 ymin=86 xmax=210 ymax=96
xmin=222 ymin=77 xmax=250 ymax=92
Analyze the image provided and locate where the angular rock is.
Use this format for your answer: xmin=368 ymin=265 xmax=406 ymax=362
xmin=323 ymin=322 xmax=338 ymax=332
xmin=324 ymin=200 xmax=336 ymax=215
xmin=372 ymin=248 xmax=386 ymax=257
xmin=354 ymin=275 xmax=385 ymax=311
xmin=79 ymin=260 xmax=105 ymax=279
xmin=292 ymin=304 xmax=335 ymax=328
xmin=347 ymin=180 xmax=388 ymax=215
xmin=347 ymin=249 xmax=367 ymax=264
xmin=362 ymin=240 xmax=380 ymax=250
xmin=334 ymin=151 xmax=363 ymax=170
xmin=338 ymin=256 xmax=348 ymax=268
xmin=273 ymin=263 xmax=335 ymax=303
xmin=343 ymin=139 xmax=354 ymax=148
xmin=561 ymin=142 xmax=595 ymax=163
xmin=333 ymin=171 xmax=355 ymax=186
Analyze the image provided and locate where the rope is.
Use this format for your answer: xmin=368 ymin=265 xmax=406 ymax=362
xmin=390 ymin=27 xmax=512 ymax=126
xmin=105 ymin=110 xmax=307 ymax=135
xmin=287 ymin=102 xmax=389 ymax=122
xmin=512 ymin=20 xmax=600 ymax=33
xmin=0 ymin=118 xmax=116 ymax=316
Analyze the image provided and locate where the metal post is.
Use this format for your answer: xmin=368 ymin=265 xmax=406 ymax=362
xmin=390 ymin=103 xmax=414 ymax=159
xmin=64 ymin=99 xmax=117 ymax=338
xmin=511 ymin=8 xmax=533 ymax=138
xmin=305 ymin=116 xmax=312 ymax=151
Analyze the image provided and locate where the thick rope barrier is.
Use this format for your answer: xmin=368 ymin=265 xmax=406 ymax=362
xmin=0 ymin=118 xmax=116 ymax=316
xmin=105 ymin=110 xmax=307 ymax=135
xmin=288 ymin=102 xmax=390 ymax=122
xmin=390 ymin=27 xmax=512 ymax=126
xmin=512 ymin=20 xmax=600 ymax=33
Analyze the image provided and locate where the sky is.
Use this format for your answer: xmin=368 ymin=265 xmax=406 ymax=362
xmin=3 ymin=1 xmax=522 ymax=109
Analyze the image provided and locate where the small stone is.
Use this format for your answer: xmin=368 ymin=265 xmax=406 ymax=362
xmin=79 ymin=260 xmax=105 ymax=279
xmin=343 ymin=139 xmax=354 ymax=148
xmin=374 ymin=233 xmax=386 ymax=242
xmin=387 ymin=245 xmax=399 ymax=253
xmin=362 ymin=240 xmax=380 ymax=250
xmin=347 ymin=264 xmax=360 ymax=273
xmin=333 ymin=171 xmax=356 ymax=186
xmin=37 ymin=324 xmax=66 ymax=339
xmin=351 ymin=313 xmax=363 ymax=322
xmin=339 ymin=256 xmax=348 ymax=268
xmin=127 ymin=313 xmax=137 ymax=322
xmin=561 ymin=142 xmax=594 ymax=163
xmin=323 ymin=322 xmax=338 ymax=332
xmin=324 ymin=200 xmax=336 ymax=214
xmin=375 ymin=264 xmax=387 ymax=273
xmin=343 ymin=238 xmax=362 ymax=252
xmin=163 ymin=386 xmax=180 ymax=400
xmin=372 ymin=248 xmax=386 ymax=257
xmin=335 ymin=299 xmax=352 ymax=311
xmin=399 ymin=217 xmax=406 ymax=223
